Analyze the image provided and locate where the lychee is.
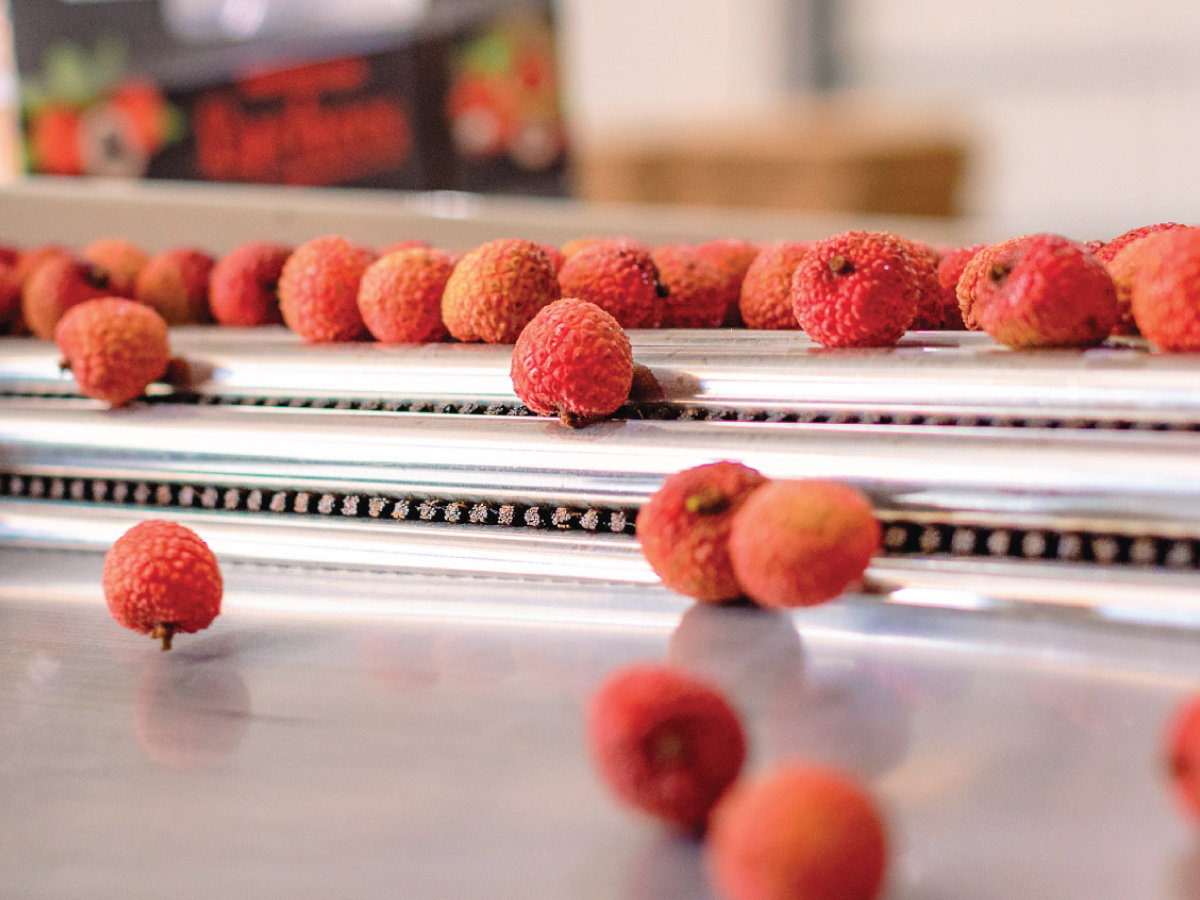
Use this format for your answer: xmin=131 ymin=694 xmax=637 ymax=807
xmin=636 ymin=461 xmax=767 ymax=603
xmin=935 ymin=244 xmax=985 ymax=330
xmin=956 ymin=233 xmax=1118 ymax=349
xmin=537 ymin=241 xmax=566 ymax=275
xmin=1128 ymin=228 xmax=1200 ymax=351
xmin=102 ymin=520 xmax=223 ymax=650
xmin=22 ymin=255 xmax=116 ymax=340
xmin=510 ymin=297 xmax=633 ymax=426
xmin=586 ymin=663 xmax=746 ymax=832
xmin=380 ymin=239 xmax=431 ymax=256
xmin=278 ymin=235 xmax=376 ymax=342
xmin=1099 ymin=223 xmax=1188 ymax=335
xmin=441 ymin=238 xmax=559 ymax=343
xmin=81 ymin=238 xmax=149 ymax=298
xmin=557 ymin=239 xmax=664 ymax=329
xmin=696 ymin=238 xmax=760 ymax=327
xmin=0 ymin=255 xmax=21 ymax=332
xmin=15 ymin=244 xmax=72 ymax=288
xmin=208 ymin=241 xmax=292 ymax=327
xmin=707 ymin=763 xmax=888 ymax=900
xmin=728 ymin=479 xmax=880 ymax=608
xmin=738 ymin=241 xmax=811 ymax=330
xmin=562 ymin=236 xmax=648 ymax=259
xmin=791 ymin=231 xmax=919 ymax=348
xmin=134 ymin=247 xmax=216 ymax=326
xmin=652 ymin=245 xmax=726 ymax=328
xmin=1166 ymin=692 xmax=1200 ymax=821
xmin=902 ymin=239 xmax=949 ymax=330
xmin=357 ymin=247 xmax=455 ymax=343
xmin=55 ymin=297 xmax=171 ymax=406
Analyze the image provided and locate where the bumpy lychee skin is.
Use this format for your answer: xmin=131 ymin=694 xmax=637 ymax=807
xmin=55 ymin=297 xmax=171 ymax=406
xmin=653 ymin=245 xmax=726 ymax=328
xmin=697 ymin=238 xmax=760 ymax=327
xmin=537 ymin=241 xmax=566 ymax=275
xmin=587 ymin=663 xmax=746 ymax=832
xmin=23 ymin=255 xmax=116 ymax=340
xmin=510 ymin=298 xmax=633 ymax=426
xmin=0 ymin=256 xmax=21 ymax=333
xmin=358 ymin=247 xmax=455 ymax=343
xmin=1099 ymin=224 xmax=1187 ymax=335
xmin=729 ymin=479 xmax=880 ymax=609
xmin=708 ymin=763 xmax=888 ymax=900
xmin=557 ymin=240 xmax=664 ymax=329
xmin=562 ymin=236 xmax=648 ymax=259
xmin=102 ymin=520 xmax=223 ymax=651
xmin=956 ymin=233 xmax=1118 ymax=349
xmin=792 ymin=231 xmax=919 ymax=348
xmin=279 ymin=235 xmax=376 ymax=342
xmin=82 ymin=238 xmax=150 ymax=298
xmin=208 ymin=241 xmax=292 ymax=327
xmin=636 ymin=461 xmax=768 ymax=603
xmin=902 ymin=239 xmax=949 ymax=330
xmin=1128 ymin=228 xmax=1200 ymax=352
xmin=1166 ymin=693 xmax=1200 ymax=821
xmin=739 ymin=241 xmax=811 ymax=330
xmin=379 ymin=239 xmax=431 ymax=256
xmin=135 ymin=248 xmax=216 ymax=326
xmin=442 ymin=238 xmax=560 ymax=343
xmin=935 ymin=244 xmax=986 ymax=330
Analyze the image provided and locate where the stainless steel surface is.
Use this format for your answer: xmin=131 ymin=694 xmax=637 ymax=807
xmin=5 ymin=328 xmax=1200 ymax=425
xmin=2 ymin=545 xmax=1198 ymax=899
xmin=4 ymin=399 xmax=1200 ymax=534
xmin=6 ymin=500 xmax=1200 ymax=627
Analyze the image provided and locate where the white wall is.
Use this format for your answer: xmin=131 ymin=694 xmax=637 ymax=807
xmin=558 ymin=0 xmax=1200 ymax=239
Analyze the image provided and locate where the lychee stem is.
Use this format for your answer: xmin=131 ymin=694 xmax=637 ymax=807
xmin=990 ymin=262 xmax=1011 ymax=282
xmin=655 ymin=281 xmax=671 ymax=299
xmin=685 ymin=487 xmax=729 ymax=515
xmin=829 ymin=255 xmax=854 ymax=275
xmin=151 ymin=622 xmax=178 ymax=651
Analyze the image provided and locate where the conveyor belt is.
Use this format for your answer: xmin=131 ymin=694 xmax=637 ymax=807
xmin=4 ymin=328 xmax=1199 ymax=428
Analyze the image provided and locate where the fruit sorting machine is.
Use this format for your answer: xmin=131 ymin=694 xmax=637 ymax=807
xmin=1 ymin=180 xmax=1199 ymax=899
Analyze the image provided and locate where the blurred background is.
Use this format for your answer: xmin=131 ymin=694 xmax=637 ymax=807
xmin=0 ymin=0 xmax=1197 ymax=239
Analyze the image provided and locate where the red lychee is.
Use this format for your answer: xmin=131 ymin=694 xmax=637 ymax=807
xmin=728 ymin=479 xmax=880 ymax=609
xmin=103 ymin=520 xmax=223 ymax=650
xmin=557 ymin=239 xmax=664 ymax=329
xmin=55 ymin=297 xmax=171 ymax=406
xmin=510 ymin=297 xmax=633 ymax=426
xmin=561 ymin=236 xmax=648 ymax=259
xmin=134 ymin=248 xmax=216 ymax=326
xmin=278 ymin=235 xmax=376 ymax=342
xmin=536 ymin=241 xmax=566 ymax=274
xmin=0 ymin=256 xmax=21 ymax=332
xmin=1128 ymin=228 xmax=1200 ymax=351
xmin=441 ymin=238 xmax=559 ymax=343
xmin=208 ymin=241 xmax=291 ymax=327
xmin=380 ymin=239 xmax=431 ymax=256
xmin=956 ymin=233 xmax=1118 ymax=349
xmin=134 ymin=656 xmax=251 ymax=770
xmin=707 ymin=763 xmax=888 ymax=900
xmin=15 ymin=244 xmax=72 ymax=287
xmin=1099 ymin=223 xmax=1188 ymax=335
xmin=696 ymin=238 xmax=760 ymax=327
xmin=586 ymin=663 xmax=746 ymax=832
xmin=653 ymin=244 xmax=726 ymax=329
xmin=1166 ymin=693 xmax=1200 ymax=821
xmin=935 ymin=244 xmax=986 ymax=330
xmin=22 ymin=255 xmax=116 ymax=340
xmin=902 ymin=239 xmax=949 ymax=330
xmin=81 ymin=238 xmax=149 ymax=298
xmin=636 ymin=461 xmax=768 ymax=603
xmin=791 ymin=231 xmax=919 ymax=348
xmin=357 ymin=247 xmax=455 ymax=343
xmin=738 ymin=241 xmax=811 ymax=330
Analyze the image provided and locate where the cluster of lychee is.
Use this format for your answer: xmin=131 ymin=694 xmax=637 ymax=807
xmin=587 ymin=662 xmax=888 ymax=900
xmin=637 ymin=462 xmax=881 ymax=610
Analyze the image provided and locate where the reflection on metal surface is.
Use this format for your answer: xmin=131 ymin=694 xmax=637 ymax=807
xmin=4 ymin=328 xmax=1200 ymax=425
